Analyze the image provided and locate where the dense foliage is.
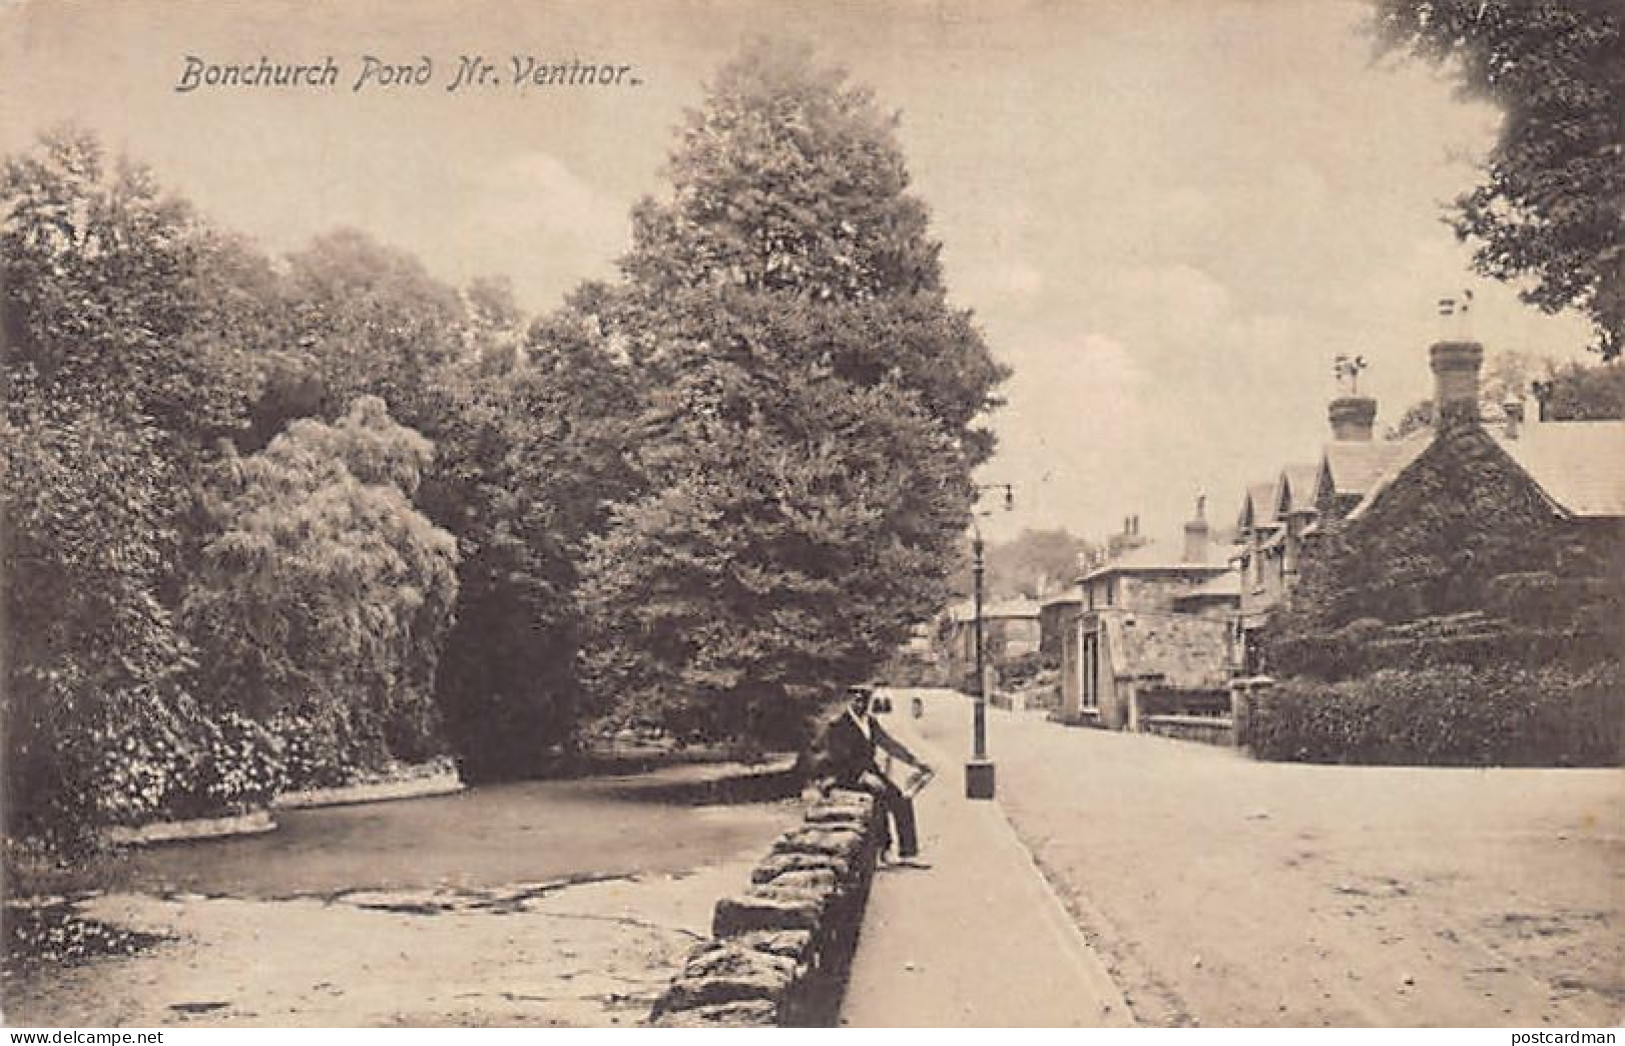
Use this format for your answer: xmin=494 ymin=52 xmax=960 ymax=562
xmin=429 ymin=315 xmax=643 ymax=780
xmin=1271 ymin=425 xmax=1575 ymax=647
xmin=577 ymin=42 xmax=1006 ymax=746
xmin=1261 ymin=412 xmax=1621 ymax=766
xmin=960 ymin=528 xmax=1100 ymax=599
xmin=1372 ymin=0 xmax=1625 ymax=358
xmin=1241 ymin=663 xmax=1624 ymax=766
xmin=184 ymin=398 xmax=460 ymax=780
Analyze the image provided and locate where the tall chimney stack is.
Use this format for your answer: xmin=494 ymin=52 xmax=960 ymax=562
xmin=1328 ymin=396 xmax=1377 ymax=441
xmin=1430 ymin=340 xmax=1484 ymax=432
xmin=1183 ymin=495 xmax=1210 ymax=564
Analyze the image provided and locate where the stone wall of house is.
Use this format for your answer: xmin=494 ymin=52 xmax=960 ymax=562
xmin=648 ymin=788 xmax=885 ymax=1027
xmin=1116 ymin=613 xmax=1232 ymax=691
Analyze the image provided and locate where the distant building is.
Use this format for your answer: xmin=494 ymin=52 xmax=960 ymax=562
xmin=942 ymin=596 xmax=1042 ymax=691
xmin=1058 ymin=500 xmax=1240 ymax=729
xmin=1234 ymin=384 xmax=1431 ymax=672
xmin=1038 ymin=591 xmax=1080 ymax=663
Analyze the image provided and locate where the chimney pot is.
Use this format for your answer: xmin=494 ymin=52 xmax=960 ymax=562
xmin=1183 ymin=496 xmax=1210 ymax=564
xmin=1502 ymin=398 xmax=1525 ymax=440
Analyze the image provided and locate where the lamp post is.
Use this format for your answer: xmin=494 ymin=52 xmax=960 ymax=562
xmin=965 ymin=483 xmax=1011 ymax=800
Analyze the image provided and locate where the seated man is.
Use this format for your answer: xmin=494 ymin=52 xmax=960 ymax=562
xmin=815 ymin=685 xmax=933 ymax=865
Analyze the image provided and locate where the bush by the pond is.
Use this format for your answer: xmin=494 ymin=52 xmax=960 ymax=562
xmin=1241 ymin=662 xmax=1624 ymax=766
xmin=93 ymin=706 xmax=285 ymax=827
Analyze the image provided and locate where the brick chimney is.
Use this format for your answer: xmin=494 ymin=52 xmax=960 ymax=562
xmin=1430 ymin=340 xmax=1484 ymax=432
xmin=1183 ymin=495 xmax=1210 ymax=564
xmin=1327 ymin=395 xmax=1377 ymax=441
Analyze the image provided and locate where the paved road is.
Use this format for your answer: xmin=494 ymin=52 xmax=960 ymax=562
xmin=892 ymin=688 xmax=1623 ymax=1028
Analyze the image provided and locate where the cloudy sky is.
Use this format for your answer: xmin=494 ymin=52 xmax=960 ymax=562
xmin=1 ymin=0 xmax=1597 ymax=546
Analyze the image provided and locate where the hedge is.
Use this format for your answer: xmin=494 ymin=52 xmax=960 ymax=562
xmin=1241 ymin=662 xmax=1624 ymax=766
xmin=1268 ymin=613 xmax=1617 ymax=682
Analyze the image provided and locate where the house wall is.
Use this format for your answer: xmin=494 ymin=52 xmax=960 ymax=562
xmin=1039 ymin=602 xmax=1078 ymax=661
xmin=944 ymin=614 xmax=1042 ymax=690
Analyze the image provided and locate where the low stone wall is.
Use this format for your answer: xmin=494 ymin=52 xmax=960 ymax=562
xmin=272 ymin=769 xmax=464 ymax=810
xmin=1141 ymin=713 xmax=1234 ymax=747
xmin=104 ymin=809 xmax=277 ymax=846
xmin=648 ymin=788 xmax=885 ymax=1027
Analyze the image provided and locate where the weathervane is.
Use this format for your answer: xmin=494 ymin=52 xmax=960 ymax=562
xmin=1437 ymin=288 xmax=1476 ymax=339
xmin=1333 ymin=354 xmax=1367 ymax=395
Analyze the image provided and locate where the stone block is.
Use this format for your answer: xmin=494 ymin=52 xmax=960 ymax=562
xmin=750 ymin=851 xmax=850 ymax=884
xmin=654 ymin=941 xmax=799 ymax=1016
xmin=651 ymin=999 xmax=779 ymax=1027
xmin=771 ymin=825 xmax=866 ymax=861
xmin=714 ymin=892 xmax=822 ymax=936
xmin=805 ymin=796 xmax=873 ymax=824
xmin=763 ymin=868 xmax=839 ymax=895
xmin=734 ymin=929 xmax=814 ymax=962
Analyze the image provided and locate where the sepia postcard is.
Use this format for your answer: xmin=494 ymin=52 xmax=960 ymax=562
xmin=1 ymin=0 xmax=1620 ymax=1033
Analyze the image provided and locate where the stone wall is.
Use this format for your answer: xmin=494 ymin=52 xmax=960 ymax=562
xmin=647 ymin=788 xmax=885 ymax=1027
xmin=1141 ymin=714 xmax=1235 ymax=746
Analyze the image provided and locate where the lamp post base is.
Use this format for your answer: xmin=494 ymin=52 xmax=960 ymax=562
xmin=964 ymin=760 xmax=996 ymax=800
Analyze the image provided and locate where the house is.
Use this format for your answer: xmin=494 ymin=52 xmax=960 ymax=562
xmin=1232 ymin=384 xmax=1431 ymax=672
xmin=1058 ymin=499 xmax=1240 ymax=729
xmin=942 ymin=596 xmax=1042 ymax=692
xmin=1335 ymin=340 xmax=1625 ymax=603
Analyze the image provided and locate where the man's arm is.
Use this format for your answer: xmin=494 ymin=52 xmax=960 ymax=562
xmin=871 ymin=718 xmax=929 ymax=771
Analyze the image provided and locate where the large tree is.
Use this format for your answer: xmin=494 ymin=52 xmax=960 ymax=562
xmin=577 ymin=41 xmax=1006 ymax=746
xmin=184 ymin=397 xmax=459 ymax=781
xmin=427 ymin=307 xmax=644 ymax=779
xmin=1373 ymin=0 xmax=1625 ymax=359
xmin=1 ymin=129 xmax=272 ymax=841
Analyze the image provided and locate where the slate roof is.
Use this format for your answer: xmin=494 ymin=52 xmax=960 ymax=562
xmin=1345 ymin=418 xmax=1625 ymax=522
xmin=1495 ymin=420 xmax=1625 ymax=518
xmin=1081 ymin=535 xmax=1232 ymax=582
xmin=1321 ymin=433 xmax=1429 ymax=499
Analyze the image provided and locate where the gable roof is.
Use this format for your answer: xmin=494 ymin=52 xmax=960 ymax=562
xmin=1275 ymin=463 xmax=1321 ymax=518
xmin=1345 ymin=419 xmax=1625 ymax=523
xmin=1237 ymin=482 xmax=1279 ymax=532
xmin=1320 ymin=434 xmax=1429 ymax=500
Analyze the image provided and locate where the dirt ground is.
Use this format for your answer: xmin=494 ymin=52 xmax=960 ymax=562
xmin=902 ymin=690 xmax=1623 ymax=1028
xmin=2 ymin=767 xmax=799 ymax=1027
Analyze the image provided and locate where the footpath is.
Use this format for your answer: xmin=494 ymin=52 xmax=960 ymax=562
xmin=838 ymin=691 xmax=1131 ymax=1027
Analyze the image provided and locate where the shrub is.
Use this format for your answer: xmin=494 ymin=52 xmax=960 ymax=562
xmin=184 ymin=712 xmax=286 ymax=817
xmin=1241 ymin=662 xmax=1624 ymax=766
xmin=91 ymin=702 xmax=286 ymax=826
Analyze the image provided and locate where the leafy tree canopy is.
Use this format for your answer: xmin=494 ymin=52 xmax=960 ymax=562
xmin=1373 ymin=0 xmax=1625 ymax=358
xmin=578 ymin=41 xmax=1006 ymax=746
